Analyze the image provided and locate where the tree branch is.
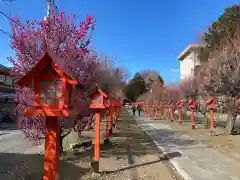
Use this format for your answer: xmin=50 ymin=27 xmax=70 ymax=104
xmin=0 ymin=28 xmax=10 ymax=36
xmin=61 ymin=128 xmax=72 ymax=139
xmin=2 ymin=0 xmax=16 ymax=3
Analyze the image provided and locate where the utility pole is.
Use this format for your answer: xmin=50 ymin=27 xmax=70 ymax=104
xmin=46 ymin=0 xmax=54 ymax=18
xmin=46 ymin=0 xmax=59 ymax=19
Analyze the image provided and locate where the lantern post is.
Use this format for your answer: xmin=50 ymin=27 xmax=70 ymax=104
xmin=111 ymin=101 xmax=116 ymax=128
xmin=188 ymin=99 xmax=196 ymax=129
xmin=16 ymin=52 xmax=79 ymax=180
xmin=206 ymin=97 xmax=216 ymax=136
xmin=157 ymin=101 xmax=161 ymax=118
xmin=105 ymin=108 xmax=111 ymax=143
xmin=169 ymin=101 xmax=173 ymax=122
xmin=111 ymin=98 xmax=117 ymax=128
xmin=176 ymin=100 xmax=183 ymax=124
xmin=104 ymin=97 xmax=112 ymax=140
xmin=163 ymin=101 xmax=167 ymax=119
xmin=147 ymin=103 xmax=149 ymax=116
xmin=89 ymin=87 xmax=110 ymax=172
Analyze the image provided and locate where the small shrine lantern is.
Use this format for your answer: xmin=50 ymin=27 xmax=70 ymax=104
xmin=176 ymin=100 xmax=181 ymax=107
xmin=206 ymin=97 xmax=216 ymax=109
xmin=89 ymin=87 xmax=110 ymax=109
xmin=177 ymin=100 xmax=184 ymax=108
xmin=16 ymin=52 xmax=81 ymax=117
xmin=188 ymin=99 xmax=196 ymax=110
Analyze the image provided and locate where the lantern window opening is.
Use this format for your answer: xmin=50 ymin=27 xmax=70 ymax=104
xmin=39 ymin=79 xmax=62 ymax=105
xmin=0 ymin=75 xmax=6 ymax=83
xmin=94 ymin=94 xmax=102 ymax=105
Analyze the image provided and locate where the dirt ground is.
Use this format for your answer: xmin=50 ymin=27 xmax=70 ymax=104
xmin=63 ymin=111 xmax=183 ymax=180
xmin=155 ymin=117 xmax=240 ymax=162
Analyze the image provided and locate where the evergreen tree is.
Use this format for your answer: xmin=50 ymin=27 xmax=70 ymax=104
xmin=124 ymin=73 xmax=147 ymax=102
xmin=200 ymin=4 xmax=240 ymax=61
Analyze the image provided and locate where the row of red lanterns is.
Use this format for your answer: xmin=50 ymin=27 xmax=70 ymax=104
xmin=139 ymin=97 xmax=216 ymax=134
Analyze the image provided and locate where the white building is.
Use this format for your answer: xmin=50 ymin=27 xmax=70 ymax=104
xmin=177 ymin=44 xmax=205 ymax=80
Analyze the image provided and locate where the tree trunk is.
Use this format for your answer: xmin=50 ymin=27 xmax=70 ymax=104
xmin=60 ymin=129 xmax=72 ymax=156
xmin=224 ymin=113 xmax=236 ymax=135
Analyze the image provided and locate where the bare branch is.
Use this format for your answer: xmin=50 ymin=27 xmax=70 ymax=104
xmin=2 ymin=0 xmax=16 ymax=3
xmin=0 ymin=28 xmax=10 ymax=36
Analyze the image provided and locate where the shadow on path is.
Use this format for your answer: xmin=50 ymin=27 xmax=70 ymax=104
xmin=103 ymin=151 xmax=181 ymax=174
xmin=0 ymin=152 xmax=89 ymax=180
xmin=65 ymin=110 xmax=182 ymax=175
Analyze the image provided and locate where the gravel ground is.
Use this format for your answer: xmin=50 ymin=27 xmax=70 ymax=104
xmin=63 ymin=111 xmax=183 ymax=180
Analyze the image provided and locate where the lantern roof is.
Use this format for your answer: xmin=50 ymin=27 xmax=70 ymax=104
xmin=188 ymin=99 xmax=195 ymax=103
xmin=88 ymin=86 xmax=108 ymax=98
xmin=16 ymin=50 xmax=82 ymax=88
xmin=205 ymin=97 xmax=216 ymax=104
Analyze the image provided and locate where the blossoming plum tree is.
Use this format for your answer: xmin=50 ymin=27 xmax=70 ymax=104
xmin=8 ymin=11 xmax=97 ymax=144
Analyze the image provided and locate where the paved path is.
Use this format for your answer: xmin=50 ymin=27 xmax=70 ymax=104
xmin=0 ymin=129 xmax=44 ymax=154
xmin=0 ymin=129 xmax=44 ymax=179
xmin=128 ymin=110 xmax=240 ymax=180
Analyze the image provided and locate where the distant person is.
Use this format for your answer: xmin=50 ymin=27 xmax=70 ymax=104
xmin=132 ymin=105 xmax=136 ymax=116
xmin=137 ymin=104 xmax=141 ymax=116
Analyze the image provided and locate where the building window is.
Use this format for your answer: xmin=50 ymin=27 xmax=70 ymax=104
xmin=4 ymin=76 xmax=12 ymax=86
xmin=0 ymin=75 xmax=5 ymax=83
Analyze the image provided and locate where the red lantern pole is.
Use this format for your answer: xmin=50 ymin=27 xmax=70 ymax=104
xmin=189 ymin=99 xmax=196 ymax=129
xmin=91 ymin=110 xmax=101 ymax=172
xmin=109 ymin=109 xmax=114 ymax=135
xmin=155 ymin=104 xmax=158 ymax=117
xmin=152 ymin=104 xmax=155 ymax=117
xmin=191 ymin=108 xmax=195 ymax=129
xmin=163 ymin=101 xmax=167 ymax=119
xmin=206 ymin=97 xmax=216 ymax=136
xmin=145 ymin=103 xmax=147 ymax=114
xmin=112 ymin=107 xmax=116 ymax=128
xmin=148 ymin=104 xmax=150 ymax=115
xmin=210 ymin=109 xmax=214 ymax=135
xmin=89 ymin=87 xmax=110 ymax=173
xmin=104 ymin=109 xmax=110 ymax=144
xmin=177 ymin=100 xmax=183 ymax=124
xmin=169 ymin=103 xmax=173 ymax=122
xmin=159 ymin=102 xmax=162 ymax=118
xmin=43 ymin=117 xmax=59 ymax=180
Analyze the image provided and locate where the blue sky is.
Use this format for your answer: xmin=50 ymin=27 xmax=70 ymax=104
xmin=0 ymin=0 xmax=239 ymax=84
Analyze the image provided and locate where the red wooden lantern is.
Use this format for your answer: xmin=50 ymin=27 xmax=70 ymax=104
xmin=16 ymin=51 xmax=83 ymax=180
xmin=188 ymin=99 xmax=196 ymax=129
xmin=206 ymin=97 xmax=216 ymax=109
xmin=188 ymin=99 xmax=196 ymax=109
xmin=16 ymin=52 xmax=82 ymax=117
xmin=89 ymin=87 xmax=110 ymax=109
xmin=206 ymin=97 xmax=216 ymax=135
xmin=176 ymin=100 xmax=184 ymax=124
xmin=176 ymin=100 xmax=183 ymax=107
xmin=89 ymin=87 xmax=110 ymax=172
